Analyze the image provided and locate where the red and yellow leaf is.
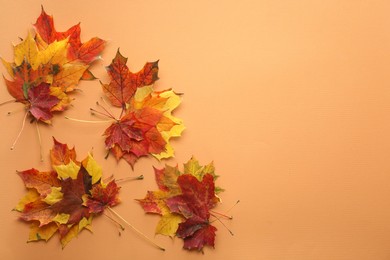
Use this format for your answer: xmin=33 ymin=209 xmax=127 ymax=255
xmin=101 ymin=49 xmax=158 ymax=108
xmin=138 ymin=158 xmax=224 ymax=250
xmin=15 ymin=139 xmax=120 ymax=247
xmin=1 ymin=7 xmax=105 ymax=125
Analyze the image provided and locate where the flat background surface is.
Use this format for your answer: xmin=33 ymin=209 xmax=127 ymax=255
xmin=1 ymin=0 xmax=390 ymax=259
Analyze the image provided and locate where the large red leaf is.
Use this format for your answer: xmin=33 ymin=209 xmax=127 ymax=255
xmin=15 ymin=139 xmax=121 ymax=246
xmin=101 ymin=49 xmax=159 ymax=108
xmin=50 ymin=168 xmax=91 ymax=224
xmin=166 ymin=174 xmax=218 ymax=251
xmin=34 ymin=7 xmax=104 ymax=64
xmin=27 ymin=83 xmax=59 ymax=121
xmin=86 ymin=181 xmax=121 ymax=213
xmin=104 ymin=107 xmax=166 ymax=168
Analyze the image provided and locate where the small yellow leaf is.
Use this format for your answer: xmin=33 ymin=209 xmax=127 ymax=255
xmin=28 ymin=221 xmax=58 ymax=242
xmin=134 ymin=85 xmax=153 ymax=103
xmin=155 ymin=213 xmax=183 ymax=237
xmin=82 ymin=153 xmax=102 ymax=185
xmin=60 ymin=224 xmax=79 ymax=248
xmin=78 ymin=216 xmax=93 ymax=232
xmin=50 ymin=87 xmax=72 ymax=111
xmin=53 ymin=160 xmax=80 ymax=180
xmin=35 ymin=32 xmax=48 ymax=51
xmin=52 ymin=63 xmax=88 ymax=92
xmin=159 ymin=89 xmax=182 ymax=115
xmin=15 ymin=188 xmax=40 ymax=212
xmin=1 ymin=57 xmax=14 ymax=77
xmin=43 ymin=187 xmax=63 ymax=205
xmin=14 ymin=32 xmax=39 ymax=69
xmin=53 ymin=213 xmax=70 ymax=224
xmin=203 ymin=161 xmax=215 ymax=175
xmin=38 ymin=39 xmax=68 ymax=65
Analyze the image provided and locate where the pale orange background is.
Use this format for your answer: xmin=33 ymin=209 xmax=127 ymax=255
xmin=1 ymin=0 xmax=390 ymax=259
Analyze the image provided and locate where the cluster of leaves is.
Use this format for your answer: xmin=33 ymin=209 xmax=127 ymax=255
xmin=100 ymin=50 xmax=184 ymax=168
xmin=5 ymin=7 xmax=232 ymax=253
xmin=2 ymin=7 xmax=105 ymax=123
xmin=137 ymin=157 xmax=224 ymax=251
xmin=15 ymin=138 xmax=120 ymax=247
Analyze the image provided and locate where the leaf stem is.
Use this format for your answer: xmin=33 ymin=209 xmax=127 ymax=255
xmin=210 ymin=210 xmax=233 ymax=220
xmin=96 ymin=100 xmax=117 ymax=120
xmin=90 ymin=108 xmax=119 ymax=121
xmin=0 ymin=99 xmax=16 ymax=106
xmin=115 ymin=175 xmax=144 ymax=183
xmin=65 ymin=116 xmax=114 ymax=123
xmin=107 ymin=207 xmax=165 ymax=251
xmin=226 ymin=200 xmax=240 ymax=213
xmin=210 ymin=213 xmax=234 ymax=236
xmin=10 ymin=110 xmax=29 ymax=150
xmin=104 ymin=212 xmax=125 ymax=231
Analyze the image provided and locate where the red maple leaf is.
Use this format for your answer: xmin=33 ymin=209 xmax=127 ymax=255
xmin=86 ymin=181 xmax=121 ymax=214
xmin=50 ymin=167 xmax=92 ymax=224
xmin=16 ymin=139 xmax=121 ymax=247
xmin=101 ymin=49 xmax=159 ymax=110
xmin=166 ymin=174 xmax=219 ymax=251
xmin=50 ymin=137 xmax=77 ymax=166
xmin=34 ymin=6 xmax=105 ymax=65
xmin=17 ymin=169 xmax=60 ymax=197
xmin=103 ymin=106 xmax=166 ymax=168
xmin=96 ymin=49 xmax=184 ymax=168
xmin=27 ymin=83 xmax=59 ymax=121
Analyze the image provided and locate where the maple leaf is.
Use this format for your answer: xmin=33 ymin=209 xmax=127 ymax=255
xmin=50 ymin=137 xmax=77 ymax=166
xmin=131 ymin=86 xmax=185 ymax=160
xmin=138 ymin=158 xmax=227 ymax=250
xmin=103 ymin=106 xmax=167 ymax=168
xmin=14 ymin=139 xmax=120 ymax=247
xmin=2 ymin=34 xmax=75 ymax=122
xmin=86 ymin=181 xmax=121 ymax=214
xmin=166 ymin=174 xmax=219 ymax=251
xmin=27 ymin=83 xmax=59 ymax=122
xmin=100 ymin=82 xmax=184 ymax=167
xmin=0 ymin=7 xmax=106 ymax=154
xmin=101 ymin=49 xmax=159 ymax=109
xmin=34 ymin=6 xmax=105 ymax=65
xmin=17 ymin=169 xmax=60 ymax=197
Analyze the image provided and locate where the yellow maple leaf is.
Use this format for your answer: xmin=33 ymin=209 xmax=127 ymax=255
xmin=53 ymin=213 xmax=70 ymax=224
xmin=53 ymin=160 xmax=80 ymax=179
xmin=38 ymin=38 xmax=68 ymax=65
xmin=49 ymin=87 xmax=72 ymax=111
xmin=82 ymin=153 xmax=102 ymax=185
xmin=155 ymin=213 xmax=183 ymax=237
xmin=43 ymin=187 xmax=63 ymax=205
xmin=14 ymin=188 xmax=40 ymax=212
xmin=60 ymin=224 xmax=79 ymax=248
xmin=52 ymin=63 xmax=88 ymax=92
xmin=28 ymin=221 xmax=58 ymax=242
xmin=14 ymin=32 xmax=40 ymax=70
xmin=132 ymin=86 xmax=185 ymax=160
